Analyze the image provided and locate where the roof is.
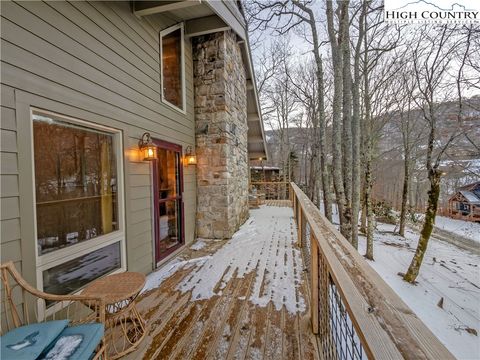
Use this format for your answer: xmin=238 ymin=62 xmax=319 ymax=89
xmin=458 ymin=181 xmax=480 ymax=191
xmin=133 ymin=0 xmax=267 ymax=161
xmin=459 ymin=190 xmax=480 ymax=204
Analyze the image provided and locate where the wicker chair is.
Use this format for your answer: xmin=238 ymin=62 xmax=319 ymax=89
xmin=1 ymin=261 xmax=107 ymax=359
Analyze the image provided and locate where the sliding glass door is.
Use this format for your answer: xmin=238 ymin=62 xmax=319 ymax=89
xmin=153 ymin=139 xmax=184 ymax=263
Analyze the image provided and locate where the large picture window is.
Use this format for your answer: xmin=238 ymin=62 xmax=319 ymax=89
xmin=32 ymin=110 xmax=125 ymax=297
xmin=160 ymin=23 xmax=185 ymax=112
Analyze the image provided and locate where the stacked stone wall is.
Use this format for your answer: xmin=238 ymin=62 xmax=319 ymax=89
xmin=193 ymin=31 xmax=249 ymax=238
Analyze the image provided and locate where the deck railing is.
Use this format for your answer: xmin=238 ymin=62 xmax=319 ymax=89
xmin=249 ymin=181 xmax=290 ymax=200
xmin=289 ymin=182 xmax=454 ymax=360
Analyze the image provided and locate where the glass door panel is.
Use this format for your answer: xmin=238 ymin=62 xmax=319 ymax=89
xmin=154 ymin=140 xmax=184 ymax=263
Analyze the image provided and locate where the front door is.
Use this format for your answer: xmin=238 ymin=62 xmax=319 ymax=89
xmin=153 ymin=139 xmax=184 ymax=263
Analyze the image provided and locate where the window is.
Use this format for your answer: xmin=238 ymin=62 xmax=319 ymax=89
xmin=160 ymin=23 xmax=185 ymax=112
xmin=32 ymin=110 xmax=125 ymax=297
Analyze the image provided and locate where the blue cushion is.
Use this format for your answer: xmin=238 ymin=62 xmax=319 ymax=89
xmin=39 ymin=323 xmax=104 ymax=360
xmin=0 ymin=320 xmax=69 ymax=360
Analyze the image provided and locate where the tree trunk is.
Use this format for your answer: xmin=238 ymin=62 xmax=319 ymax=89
xmin=362 ymin=3 xmax=374 ymax=260
xmin=364 ymin=143 xmax=374 ymax=260
xmin=294 ymin=1 xmax=333 ymax=222
xmin=360 ymin=197 xmax=367 ymax=234
xmin=326 ymin=0 xmax=348 ymax=238
xmin=399 ymin=150 xmax=410 ymax=236
xmin=403 ymin=171 xmax=441 ymax=282
xmin=351 ymin=0 xmax=366 ymax=248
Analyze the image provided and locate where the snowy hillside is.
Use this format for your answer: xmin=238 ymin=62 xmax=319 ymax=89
xmin=358 ymin=223 xmax=480 ymax=359
xmin=434 ymin=216 xmax=480 ymax=243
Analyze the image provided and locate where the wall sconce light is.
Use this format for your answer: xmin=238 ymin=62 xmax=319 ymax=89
xmin=138 ymin=132 xmax=157 ymax=161
xmin=185 ymin=145 xmax=197 ymax=165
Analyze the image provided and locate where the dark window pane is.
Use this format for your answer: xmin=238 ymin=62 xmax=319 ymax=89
xmin=162 ymin=28 xmax=183 ymax=108
xmin=43 ymin=242 xmax=121 ymax=296
xmin=33 ymin=113 xmax=118 ymax=255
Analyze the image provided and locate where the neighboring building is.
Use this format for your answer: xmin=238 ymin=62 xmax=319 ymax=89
xmin=0 ymin=0 xmax=266 ymax=305
xmin=448 ymin=182 xmax=480 ymax=222
xmin=250 ymin=165 xmax=280 ymax=182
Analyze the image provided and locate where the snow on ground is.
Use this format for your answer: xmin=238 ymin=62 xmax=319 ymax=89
xmin=357 ymin=224 xmax=480 ymax=359
xmin=143 ymin=206 xmax=306 ymax=315
xmin=190 ymin=239 xmax=207 ymax=251
xmin=324 ymin=204 xmax=479 ymax=359
xmin=434 ymin=216 xmax=480 ymax=243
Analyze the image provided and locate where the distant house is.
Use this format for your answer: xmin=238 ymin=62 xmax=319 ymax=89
xmin=448 ymin=182 xmax=480 ymax=221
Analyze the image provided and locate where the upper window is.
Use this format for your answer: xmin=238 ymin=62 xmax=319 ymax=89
xmin=160 ymin=23 xmax=185 ymax=112
xmin=32 ymin=110 xmax=125 ymax=298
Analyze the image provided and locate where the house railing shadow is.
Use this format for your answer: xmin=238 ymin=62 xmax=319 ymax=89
xmin=289 ymin=182 xmax=454 ymax=360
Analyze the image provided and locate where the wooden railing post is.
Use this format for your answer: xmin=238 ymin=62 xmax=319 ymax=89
xmin=293 ymin=194 xmax=297 ymax=220
xmin=310 ymin=233 xmax=319 ymax=334
xmin=297 ymin=208 xmax=302 ymax=247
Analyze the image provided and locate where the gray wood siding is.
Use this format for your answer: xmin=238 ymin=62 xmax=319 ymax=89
xmin=1 ymin=84 xmax=21 ymax=271
xmin=0 ymin=0 xmax=197 ymax=285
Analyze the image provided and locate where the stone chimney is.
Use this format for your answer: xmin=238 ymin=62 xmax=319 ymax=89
xmin=193 ymin=30 xmax=249 ymax=239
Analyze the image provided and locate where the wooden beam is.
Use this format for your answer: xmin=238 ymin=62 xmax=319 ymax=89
xmin=247 ymin=113 xmax=260 ymax=122
xmin=185 ymin=15 xmax=230 ymax=38
xmin=134 ymin=0 xmax=201 ymax=17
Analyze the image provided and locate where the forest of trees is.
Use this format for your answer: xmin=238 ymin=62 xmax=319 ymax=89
xmin=245 ymin=0 xmax=479 ymax=282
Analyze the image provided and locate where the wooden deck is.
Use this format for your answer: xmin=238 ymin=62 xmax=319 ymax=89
xmin=124 ymin=204 xmax=320 ymax=360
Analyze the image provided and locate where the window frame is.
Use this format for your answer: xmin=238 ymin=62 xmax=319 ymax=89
xmin=30 ymin=108 xmax=126 ymax=317
xmin=160 ymin=22 xmax=186 ymax=114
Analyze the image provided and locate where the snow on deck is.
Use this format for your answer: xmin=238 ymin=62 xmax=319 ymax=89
xmin=178 ymin=206 xmax=305 ymax=314
xmin=132 ymin=205 xmax=319 ymax=360
xmin=144 ymin=206 xmax=305 ymax=314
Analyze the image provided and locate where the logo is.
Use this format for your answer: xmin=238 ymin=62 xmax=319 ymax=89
xmin=384 ymin=0 xmax=480 ymax=22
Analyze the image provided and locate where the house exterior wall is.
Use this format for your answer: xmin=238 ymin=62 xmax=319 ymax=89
xmin=0 ymin=0 xmax=197 ymax=295
xmin=193 ymin=31 xmax=249 ymax=239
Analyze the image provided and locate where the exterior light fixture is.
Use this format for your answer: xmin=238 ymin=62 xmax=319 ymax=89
xmin=258 ymin=157 xmax=263 ymax=161
xmin=185 ymin=145 xmax=197 ymax=165
xmin=138 ymin=132 xmax=157 ymax=161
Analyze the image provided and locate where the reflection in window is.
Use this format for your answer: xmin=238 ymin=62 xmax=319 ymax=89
xmin=157 ymin=147 xmax=180 ymax=199
xmin=43 ymin=242 xmax=121 ymax=296
xmin=161 ymin=26 xmax=183 ymax=109
xmin=33 ymin=113 xmax=118 ymax=255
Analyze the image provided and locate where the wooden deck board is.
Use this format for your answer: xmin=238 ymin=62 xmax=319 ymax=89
xmin=124 ymin=206 xmax=320 ymax=360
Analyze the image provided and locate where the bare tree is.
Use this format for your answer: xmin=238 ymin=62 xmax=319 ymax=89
xmin=403 ymin=24 xmax=469 ymax=283
xmin=246 ymin=0 xmax=333 ymax=220
xmin=326 ymin=0 xmax=350 ymax=238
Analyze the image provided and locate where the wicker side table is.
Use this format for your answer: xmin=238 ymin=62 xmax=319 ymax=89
xmin=82 ymin=272 xmax=147 ymax=359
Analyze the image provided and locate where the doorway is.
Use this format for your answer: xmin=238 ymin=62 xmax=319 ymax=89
xmin=153 ymin=139 xmax=184 ymax=263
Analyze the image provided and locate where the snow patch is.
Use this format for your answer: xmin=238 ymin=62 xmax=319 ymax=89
xmin=190 ymin=239 xmax=207 ymax=251
xmin=40 ymin=335 xmax=83 ymax=360
xmin=142 ymin=256 xmax=210 ymax=293
xmin=434 ymin=216 xmax=480 ymax=243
